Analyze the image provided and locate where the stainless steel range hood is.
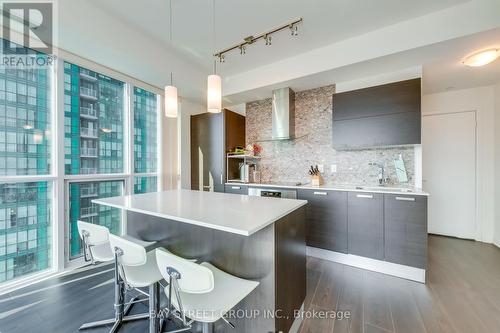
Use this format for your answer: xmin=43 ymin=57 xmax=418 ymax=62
xmin=272 ymin=88 xmax=295 ymax=140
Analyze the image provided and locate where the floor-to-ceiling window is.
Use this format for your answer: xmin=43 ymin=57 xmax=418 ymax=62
xmin=133 ymin=87 xmax=158 ymax=194
xmin=0 ymin=39 xmax=53 ymax=283
xmin=0 ymin=44 xmax=162 ymax=286
xmin=63 ymin=63 xmax=160 ymax=261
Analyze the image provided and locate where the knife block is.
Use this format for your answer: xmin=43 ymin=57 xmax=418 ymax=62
xmin=311 ymin=174 xmax=324 ymax=186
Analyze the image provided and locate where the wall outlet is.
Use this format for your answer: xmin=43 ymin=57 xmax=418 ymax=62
xmin=331 ymin=164 xmax=337 ymax=173
xmin=317 ymin=164 xmax=324 ymax=173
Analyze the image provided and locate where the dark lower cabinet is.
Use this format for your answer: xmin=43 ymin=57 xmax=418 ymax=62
xmin=347 ymin=192 xmax=384 ymax=260
xmin=224 ymin=184 xmax=248 ymax=195
xmin=298 ymin=190 xmax=348 ymax=253
xmin=384 ymin=194 xmax=428 ymax=268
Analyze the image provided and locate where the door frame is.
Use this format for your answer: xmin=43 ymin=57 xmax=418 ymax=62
xmin=422 ymin=110 xmax=478 ymax=240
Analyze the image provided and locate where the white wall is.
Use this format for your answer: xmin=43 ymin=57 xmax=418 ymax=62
xmin=494 ymin=82 xmax=500 ymax=247
xmin=422 ymin=86 xmax=496 ymax=243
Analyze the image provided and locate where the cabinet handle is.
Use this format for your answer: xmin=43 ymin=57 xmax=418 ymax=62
xmin=396 ymin=196 xmax=415 ymax=202
xmin=231 ymin=186 xmax=241 ymax=190
xmin=356 ymin=194 xmax=373 ymax=199
xmin=313 ymin=191 xmax=328 ymax=196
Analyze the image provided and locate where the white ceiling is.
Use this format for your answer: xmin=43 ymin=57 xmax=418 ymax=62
xmin=221 ymin=28 xmax=500 ymax=104
xmin=90 ymin=0 xmax=468 ymax=76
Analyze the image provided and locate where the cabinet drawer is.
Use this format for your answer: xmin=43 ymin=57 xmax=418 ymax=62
xmin=384 ymin=194 xmax=427 ymax=268
xmin=298 ymin=190 xmax=348 ymax=253
xmin=224 ymin=184 xmax=248 ymax=195
xmin=347 ymin=192 xmax=384 ymax=260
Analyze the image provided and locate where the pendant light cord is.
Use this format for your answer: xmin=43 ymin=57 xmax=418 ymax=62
xmin=169 ymin=0 xmax=173 ymax=85
xmin=212 ymin=0 xmax=217 ymax=75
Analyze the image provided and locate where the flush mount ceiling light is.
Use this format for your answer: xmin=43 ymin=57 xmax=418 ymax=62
xmin=101 ymin=127 xmax=112 ymax=133
xmin=214 ymin=18 xmax=302 ymax=62
xmin=207 ymin=0 xmax=222 ymax=113
xmin=462 ymin=48 xmax=499 ymax=67
xmin=165 ymin=0 xmax=178 ymax=118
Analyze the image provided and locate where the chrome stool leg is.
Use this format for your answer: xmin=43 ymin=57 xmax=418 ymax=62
xmin=202 ymin=322 xmax=214 ymax=333
xmin=79 ymin=250 xmax=150 ymax=332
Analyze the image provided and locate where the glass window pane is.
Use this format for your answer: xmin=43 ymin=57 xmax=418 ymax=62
xmin=0 ymin=182 xmax=52 ymax=282
xmin=133 ymin=176 xmax=158 ymax=194
xmin=63 ymin=62 xmax=124 ymax=175
xmin=68 ymin=180 xmax=123 ymax=259
xmin=0 ymin=40 xmax=52 ymax=176
xmin=133 ymin=87 xmax=157 ymax=173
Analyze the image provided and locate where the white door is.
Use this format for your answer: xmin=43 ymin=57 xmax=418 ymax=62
xmin=422 ymin=111 xmax=476 ymax=239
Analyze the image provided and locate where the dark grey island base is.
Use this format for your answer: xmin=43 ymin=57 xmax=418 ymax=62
xmin=126 ymin=206 xmax=306 ymax=333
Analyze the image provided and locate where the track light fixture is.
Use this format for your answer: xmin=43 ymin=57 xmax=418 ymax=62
xmin=214 ymin=18 xmax=302 ymax=61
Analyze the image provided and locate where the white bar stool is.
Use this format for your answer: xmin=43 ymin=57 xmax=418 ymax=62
xmin=155 ymin=249 xmax=259 ymax=333
xmin=77 ymin=221 xmax=158 ymax=333
xmin=108 ymin=234 xmax=166 ymax=333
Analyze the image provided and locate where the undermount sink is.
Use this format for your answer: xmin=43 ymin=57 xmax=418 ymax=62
xmin=355 ymin=186 xmax=413 ymax=193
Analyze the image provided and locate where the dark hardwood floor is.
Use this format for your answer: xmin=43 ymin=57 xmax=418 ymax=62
xmin=1 ymin=235 xmax=500 ymax=333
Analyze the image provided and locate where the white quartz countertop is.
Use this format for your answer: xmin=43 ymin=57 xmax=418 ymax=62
xmin=93 ymin=189 xmax=307 ymax=236
xmin=226 ymin=182 xmax=429 ymax=196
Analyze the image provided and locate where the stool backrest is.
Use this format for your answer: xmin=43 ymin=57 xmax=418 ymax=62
xmin=77 ymin=220 xmax=109 ymax=246
xmin=155 ymin=249 xmax=214 ymax=294
xmin=109 ymin=234 xmax=147 ymax=266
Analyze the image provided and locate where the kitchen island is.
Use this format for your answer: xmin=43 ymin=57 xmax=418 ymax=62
xmin=93 ymin=189 xmax=307 ymax=333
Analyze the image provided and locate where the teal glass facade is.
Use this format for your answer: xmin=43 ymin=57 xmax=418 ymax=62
xmin=0 ymin=41 xmax=51 ymax=176
xmin=134 ymin=176 xmax=158 ymax=194
xmin=68 ymin=180 xmax=123 ymax=259
xmin=0 ymin=38 xmax=52 ymax=283
xmin=133 ymin=87 xmax=157 ymax=173
xmin=0 ymin=182 xmax=51 ymax=282
xmin=64 ymin=62 xmax=125 ymax=175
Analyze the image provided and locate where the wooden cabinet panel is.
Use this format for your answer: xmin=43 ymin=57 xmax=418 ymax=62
xmin=384 ymin=194 xmax=428 ymax=268
xmin=332 ymin=111 xmax=421 ymax=149
xmin=332 ymin=78 xmax=421 ymax=149
xmin=333 ymin=79 xmax=421 ymax=121
xmin=347 ymin=192 xmax=384 ymax=260
xmin=298 ymin=189 xmax=348 ymax=253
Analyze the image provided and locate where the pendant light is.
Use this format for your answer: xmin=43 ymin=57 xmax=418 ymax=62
xmin=165 ymin=0 xmax=178 ymax=118
xmin=207 ymin=0 xmax=221 ymax=113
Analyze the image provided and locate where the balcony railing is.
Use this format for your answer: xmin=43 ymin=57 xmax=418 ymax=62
xmin=80 ymin=147 xmax=98 ymax=157
xmin=80 ymin=167 xmax=98 ymax=174
xmin=80 ymin=206 xmax=97 ymax=217
xmin=80 ymin=106 xmax=97 ymax=118
xmin=80 ymin=127 xmax=98 ymax=138
xmin=80 ymin=186 xmax=98 ymax=197
xmin=80 ymin=87 xmax=97 ymax=99
xmin=79 ymin=69 xmax=98 ymax=81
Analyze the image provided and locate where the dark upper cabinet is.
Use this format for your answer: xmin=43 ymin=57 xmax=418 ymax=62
xmin=384 ymin=194 xmax=428 ymax=269
xmin=347 ymin=192 xmax=384 ymax=260
xmin=191 ymin=110 xmax=245 ymax=193
xmin=298 ymin=189 xmax=348 ymax=253
xmin=332 ymin=78 xmax=421 ymax=149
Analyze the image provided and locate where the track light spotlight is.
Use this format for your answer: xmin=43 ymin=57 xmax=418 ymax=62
xmin=239 ymin=45 xmax=246 ymax=55
xmin=265 ymin=35 xmax=272 ymax=46
xmin=290 ymin=24 xmax=298 ymax=36
xmin=218 ymin=54 xmax=225 ymax=63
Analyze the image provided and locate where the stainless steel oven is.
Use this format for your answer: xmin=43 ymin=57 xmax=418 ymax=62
xmin=248 ymin=187 xmax=297 ymax=199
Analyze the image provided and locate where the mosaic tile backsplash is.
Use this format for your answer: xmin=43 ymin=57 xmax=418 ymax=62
xmin=245 ymin=85 xmax=417 ymax=187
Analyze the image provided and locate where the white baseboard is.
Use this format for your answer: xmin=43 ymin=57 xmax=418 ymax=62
xmin=493 ymin=239 xmax=500 ymax=249
xmin=288 ymin=302 xmax=304 ymax=333
xmin=307 ymin=246 xmax=426 ymax=283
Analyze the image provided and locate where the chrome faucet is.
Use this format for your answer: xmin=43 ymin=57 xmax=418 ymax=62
xmin=369 ymin=162 xmax=389 ymax=186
